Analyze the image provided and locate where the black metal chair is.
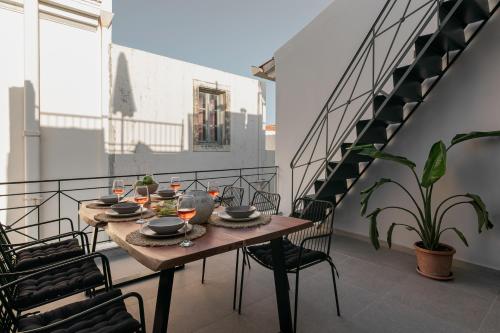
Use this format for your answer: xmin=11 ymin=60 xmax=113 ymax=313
xmin=0 ymin=262 xmax=145 ymax=332
xmin=0 ymin=218 xmax=90 ymax=272
xmin=220 ymin=186 xmax=244 ymax=208
xmin=201 ymin=186 xmax=245 ymax=285
xmin=0 ymin=250 xmax=112 ymax=314
xmin=234 ymin=190 xmax=281 ymax=311
xmin=239 ymin=197 xmax=340 ymax=332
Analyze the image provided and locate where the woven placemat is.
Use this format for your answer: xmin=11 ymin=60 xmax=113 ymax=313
xmin=126 ymin=225 xmax=207 ymax=247
xmin=94 ymin=209 xmax=156 ymax=223
xmin=208 ymin=214 xmax=271 ymax=228
xmin=85 ymin=202 xmax=114 ymax=210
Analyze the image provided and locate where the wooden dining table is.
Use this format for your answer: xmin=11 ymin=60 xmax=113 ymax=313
xmin=79 ymin=204 xmax=313 ymax=333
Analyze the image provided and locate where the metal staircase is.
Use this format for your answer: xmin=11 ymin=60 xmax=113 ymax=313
xmin=290 ymin=0 xmax=499 ymax=207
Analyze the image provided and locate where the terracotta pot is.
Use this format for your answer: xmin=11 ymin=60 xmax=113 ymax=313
xmin=414 ymin=242 xmax=455 ymax=280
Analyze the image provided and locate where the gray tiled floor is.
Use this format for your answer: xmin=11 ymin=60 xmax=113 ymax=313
xmin=54 ymin=234 xmax=500 ymax=332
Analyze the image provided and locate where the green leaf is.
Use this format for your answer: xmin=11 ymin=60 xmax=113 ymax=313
xmin=367 ymin=208 xmax=381 ymax=250
xmin=445 ymin=227 xmax=469 ymax=247
xmin=360 ymin=178 xmax=391 ymax=216
xmin=387 ymin=223 xmax=396 ymax=248
xmin=421 ymin=141 xmax=447 ymax=188
xmin=469 ymin=199 xmax=494 ymax=232
xmin=353 ymin=145 xmax=416 ymax=169
xmin=451 ymin=131 xmax=500 ymax=147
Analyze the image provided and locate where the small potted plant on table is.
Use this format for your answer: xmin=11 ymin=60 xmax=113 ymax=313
xmin=355 ymin=131 xmax=499 ymax=280
xmin=135 ymin=174 xmax=159 ymax=197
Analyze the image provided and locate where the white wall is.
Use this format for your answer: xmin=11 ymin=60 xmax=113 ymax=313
xmin=109 ymin=44 xmax=273 ymax=176
xmin=0 ymin=1 xmax=273 ymax=240
xmin=0 ymin=5 xmax=25 ymax=230
xmin=0 ymin=0 xmax=112 ymax=238
xmin=276 ymin=0 xmax=500 ymax=269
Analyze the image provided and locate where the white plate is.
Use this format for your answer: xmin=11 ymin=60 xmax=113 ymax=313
xmin=140 ymin=223 xmax=193 ymax=239
xmin=218 ymin=210 xmax=261 ymax=222
xmin=105 ymin=208 xmax=146 ymax=217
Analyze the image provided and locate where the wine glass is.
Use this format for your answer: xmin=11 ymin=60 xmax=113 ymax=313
xmin=112 ymin=179 xmax=125 ymax=202
xmin=134 ymin=185 xmax=149 ymax=224
xmin=170 ymin=176 xmax=181 ymax=194
xmin=177 ymin=194 xmax=196 ymax=247
xmin=207 ymin=181 xmax=219 ymax=199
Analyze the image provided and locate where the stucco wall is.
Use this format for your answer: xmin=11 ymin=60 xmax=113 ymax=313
xmin=109 ymin=44 xmax=273 ymax=176
xmin=275 ymin=0 xmax=500 ymax=269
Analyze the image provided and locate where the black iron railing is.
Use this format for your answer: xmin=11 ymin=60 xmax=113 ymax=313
xmin=290 ymin=0 xmax=498 ymax=206
xmin=0 ymin=166 xmax=277 ymax=246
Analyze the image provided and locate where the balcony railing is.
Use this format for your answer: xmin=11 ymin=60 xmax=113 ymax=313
xmin=0 ymin=166 xmax=277 ymax=247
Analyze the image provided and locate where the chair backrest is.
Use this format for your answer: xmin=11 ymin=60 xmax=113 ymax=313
xmin=288 ymin=197 xmax=335 ymax=255
xmin=251 ymin=191 xmax=281 ymax=216
xmin=221 ymin=186 xmax=244 ymax=208
xmin=0 ymin=287 xmax=17 ymax=333
xmin=0 ymin=223 xmax=14 ymax=271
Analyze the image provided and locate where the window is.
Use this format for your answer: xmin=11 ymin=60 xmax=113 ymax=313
xmin=193 ymin=83 xmax=230 ymax=151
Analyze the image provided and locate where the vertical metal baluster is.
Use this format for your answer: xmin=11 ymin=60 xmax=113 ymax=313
xmin=58 ymin=180 xmax=61 ymax=236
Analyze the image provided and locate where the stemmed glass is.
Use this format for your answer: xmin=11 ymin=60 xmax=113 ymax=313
xmin=207 ymin=181 xmax=220 ymax=199
xmin=134 ymin=185 xmax=149 ymax=224
xmin=112 ymin=179 xmax=125 ymax=202
xmin=170 ymin=176 xmax=181 ymax=194
xmin=177 ymin=194 xmax=196 ymax=247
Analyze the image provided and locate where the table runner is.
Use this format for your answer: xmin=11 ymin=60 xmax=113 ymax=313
xmin=125 ymin=225 xmax=207 ymax=247
xmin=94 ymin=209 xmax=156 ymax=223
xmin=208 ymin=214 xmax=271 ymax=228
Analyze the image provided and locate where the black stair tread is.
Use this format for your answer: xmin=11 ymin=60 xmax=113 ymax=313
xmin=414 ymin=31 xmax=466 ymax=57
xmin=327 ymin=161 xmax=359 ymax=179
xmin=304 ymin=193 xmax=337 ymax=205
xmin=341 ymin=143 xmax=375 ymax=163
xmin=440 ymin=0 xmax=490 ymax=28
xmin=314 ymin=178 xmax=347 ymax=196
xmin=356 ymin=118 xmax=388 ymax=129
xmin=356 ymin=119 xmax=388 ymax=144
xmin=393 ymin=56 xmax=443 ymax=84
xmin=373 ymin=95 xmax=405 ymax=124
xmin=392 ymin=80 xmax=422 ymax=102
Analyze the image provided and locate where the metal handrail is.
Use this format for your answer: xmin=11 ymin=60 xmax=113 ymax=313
xmin=0 ymin=166 xmax=277 ymax=246
xmin=290 ymin=0 xmax=498 ymax=206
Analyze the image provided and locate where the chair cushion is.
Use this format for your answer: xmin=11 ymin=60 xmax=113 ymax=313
xmin=18 ymin=289 xmax=141 ymax=333
xmin=14 ymin=260 xmax=104 ymax=310
xmin=15 ymin=238 xmax=85 ymax=271
xmin=247 ymin=238 xmax=327 ymax=269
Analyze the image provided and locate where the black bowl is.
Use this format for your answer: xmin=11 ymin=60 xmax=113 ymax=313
xmin=111 ymin=202 xmax=140 ymax=214
xmin=157 ymin=189 xmax=176 ymax=198
xmin=100 ymin=195 xmax=119 ymax=205
xmin=225 ymin=206 xmax=256 ymax=219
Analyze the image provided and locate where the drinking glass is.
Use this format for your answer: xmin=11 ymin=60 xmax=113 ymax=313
xmin=170 ymin=176 xmax=181 ymax=194
xmin=134 ymin=185 xmax=149 ymax=224
xmin=177 ymin=194 xmax=196 ymax=247
xmin=112 ymin=179 xmax=125 ymax=202
xmin=207 ymin=181 xmax=219 ymax=199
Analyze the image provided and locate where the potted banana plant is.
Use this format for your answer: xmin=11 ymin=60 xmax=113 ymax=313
xmin=354 ymin=131 xmax=499 ymax=280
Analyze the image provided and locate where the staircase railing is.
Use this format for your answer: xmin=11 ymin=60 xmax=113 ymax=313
xmin=290 ymin=0 xmax=490 ymax=206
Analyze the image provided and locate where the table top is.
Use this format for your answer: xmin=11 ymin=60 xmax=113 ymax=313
xmin=79 ymin=203 xmax=313 ymax=271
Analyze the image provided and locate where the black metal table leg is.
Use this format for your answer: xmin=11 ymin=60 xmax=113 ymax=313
xmin=153 ymin=268 xmax=175 ymax=333
xmin=270 ymin=237 xmax=293 ymax=333
xmin=91 ymin=226 xmax=99 ymax=253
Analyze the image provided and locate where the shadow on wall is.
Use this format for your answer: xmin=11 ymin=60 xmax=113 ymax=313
xmin=3 ymin=87 xmax=25 ymax=236
xmin=2 ymin=52 xmax=272 ymax=232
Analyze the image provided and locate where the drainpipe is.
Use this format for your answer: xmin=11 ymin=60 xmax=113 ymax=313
xmin=23 ymin=0 xmax=41 ymax=240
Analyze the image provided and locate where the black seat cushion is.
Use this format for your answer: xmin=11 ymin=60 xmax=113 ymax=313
xmin=247 ymin=238 xmax=327 ymax=269
xmin=14 ymin=260 xmax=104 ymax=310
xmin=15 ymin=238 xmax=85 ymax=271
xmin=18 ymin=289 xmax=141 ymax=333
